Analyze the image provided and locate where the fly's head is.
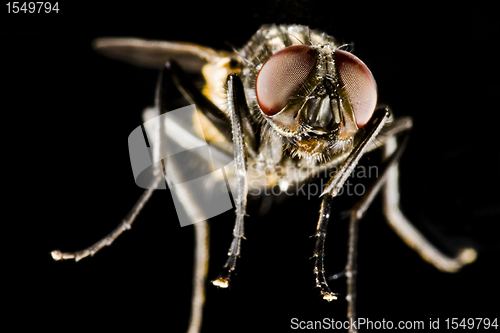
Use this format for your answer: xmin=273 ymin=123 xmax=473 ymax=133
xmin=241 ymin=25 xmax=377 ymax=161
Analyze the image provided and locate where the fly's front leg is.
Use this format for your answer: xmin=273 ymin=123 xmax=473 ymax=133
xmin=164 ymin=61 xmax=253 ymax=288
xmin=152 ymin=63 xmax=256 ymax=333
xmin=313 ymin=194 xmax=339 ymax=301
xmin=212 ymin=73 xmax=249 ymax=288
xmin=313 ymin=107 xmax=391 ymax=300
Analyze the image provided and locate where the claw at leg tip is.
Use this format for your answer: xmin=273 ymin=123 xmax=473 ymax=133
xmin=323 ymin=293 xmax=338 ymax=302
xmin=212 ymin=278 xmax=229 ymax=288
xmin=459 ymin=248 xmax=477 ymax=265
xmin=51 ymin=250 xmax=62 ymax=261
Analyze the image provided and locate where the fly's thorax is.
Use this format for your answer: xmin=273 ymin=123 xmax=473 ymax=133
xmin=202 ymin=56 xmax=241 ymax=110
xmin=194 ymin=112 xmax=228 ymax=144
xmin=197 ymin=55 xmax=242 ymax=144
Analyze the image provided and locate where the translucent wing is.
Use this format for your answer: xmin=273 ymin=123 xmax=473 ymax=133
xmin=92 ymin=37 xmax=226 ymax=72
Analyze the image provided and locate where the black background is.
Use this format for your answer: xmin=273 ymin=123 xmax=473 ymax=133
xmin=3 ymin=1 xmax=499 ymax=332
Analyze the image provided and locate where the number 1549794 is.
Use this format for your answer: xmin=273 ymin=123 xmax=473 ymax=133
xmin=6 ymin=2 xmax=59 ymax=13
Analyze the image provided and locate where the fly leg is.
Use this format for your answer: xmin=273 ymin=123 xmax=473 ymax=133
xmin=313 ymin=107 xmax=391 ymax=302
xmin=52 ymin=63 xmax=234 ymax=333
xmin=155 ymin=64 xmax=213 ymax=333
xmin=313 ymin=193 xmax=339 ymax=301
xmin=319 ymin=108 xmax=476 ymax=332
xmin=343 ymin=123 xmax=476 ymax=333
xmin=164 ymin=65 xmax=259 ymax=324
xmin=382 ymin=137 xmax=477 ymax=273
xmin=163 ymin=62 xmax=256 ymax=288
xmin=50 ymin=176 xmax=163 ymax=261
xmin=212 ymin=73 xmax=250 ymax=288
xmin=342 ymin=122 xmax=412 ymax=333
xmin=49 ymin=68 xmax=175 ymax=262
xmin=154 ymin=63 xmax=257 ymax=333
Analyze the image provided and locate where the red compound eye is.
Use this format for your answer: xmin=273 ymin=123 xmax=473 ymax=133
xmin=256 ymin=45 xmax=317 ymax=116
xmin=334 ymin=49 xmax=377 ymax=128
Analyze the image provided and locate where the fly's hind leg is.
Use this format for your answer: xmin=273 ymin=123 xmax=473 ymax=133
xmin=382 ymin=136 xmax=477 ymax=272
xmin=50 ymin=62 xmax=177 ymax=262
xmin=341 ymin=117 xmax=412 ymax=333
xmin=50 ymin=175 xmax=163 ymax=261
xmin=50 ymin=103 xmax=166 ymax=261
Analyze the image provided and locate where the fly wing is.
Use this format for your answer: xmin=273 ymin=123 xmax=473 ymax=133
xmin=92 ymin=38 xmax=227 ymax=72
